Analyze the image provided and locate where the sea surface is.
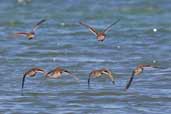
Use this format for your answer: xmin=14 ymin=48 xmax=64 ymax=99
xmin=0 ymin=0 xmax=171 ymax=114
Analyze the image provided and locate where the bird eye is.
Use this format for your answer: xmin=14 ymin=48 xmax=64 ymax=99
xmin=103 ymin=70 xmax=108 ymax=73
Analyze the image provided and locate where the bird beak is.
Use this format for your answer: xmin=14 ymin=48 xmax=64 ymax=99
xmin=88 ymin=77 xmax=91 ymax=88
xmin=88 ymin=73 xmax=92 ymax=88
xmin=125 ymin=72 xmax=135 ymax=90
xmin=22 ymin=74 xmax=27 ymax=89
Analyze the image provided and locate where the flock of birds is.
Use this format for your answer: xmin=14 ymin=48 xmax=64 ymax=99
xmin=14 ymin=19 xmax=160 ymax=92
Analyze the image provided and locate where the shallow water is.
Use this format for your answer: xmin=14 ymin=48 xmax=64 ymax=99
xmin=0 ymin=0 xmax=171 ymax=114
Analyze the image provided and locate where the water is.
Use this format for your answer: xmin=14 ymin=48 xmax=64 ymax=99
xmin=0 ymin=0 xmax=171 ymax=113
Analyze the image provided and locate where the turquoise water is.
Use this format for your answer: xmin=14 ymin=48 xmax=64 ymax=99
xmin=0 ymin=0 xmax=171 ymax=113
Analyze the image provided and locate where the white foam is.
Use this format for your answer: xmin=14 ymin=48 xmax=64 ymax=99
xmin=153 ymin=28 xmax=157 ymax=32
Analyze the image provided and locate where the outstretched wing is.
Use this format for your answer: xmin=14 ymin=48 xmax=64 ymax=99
xmin=108 ymin=73 xmax=115 ymax=85
xmin=64 ymin=70 xmax=80 ymax=82
xmin=15 ymin=32 xmax=29 ymax=36
xmin=102 ymin=70 xmax=115 ymax=85
xmin=103 ymin=19 xmax=120 ymax=33
xmin=45 ymin=70 xmax=54 ymax=77
xmin=141 ymin=64 xmax=153 ymax=67
xmin=80 ymin=21 xmax=98 ymax=36
xmin=32 ymin=19 xmax=46 ymax=32
xmin=125 ymin=71 xmax=135 ymax=90
xmin=6 ymin=32 xmax=26 ymax=39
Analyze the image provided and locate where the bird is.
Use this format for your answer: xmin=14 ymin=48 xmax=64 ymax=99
xmin=45 ymin=67 xmax=79 ymax=82
xmin=22 ymin=67 xmax=46 ymax=89
xmin=79 ymin=19 xmax=120 ymax=41
xmin=88 ymin=68 xmax=115 ymax=88
xmin=125 ymin=64 xmax=159 ymax=90
xmin=15 ymin=19 xmax=46 ymax=40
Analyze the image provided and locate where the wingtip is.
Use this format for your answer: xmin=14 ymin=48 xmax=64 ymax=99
xmin=74 ymin=76 xmax=80 ymax=82
xmin=44 ymin=72 xmax=49 ymax=78
xmin=117 ymin=18 xmax=121 ymax=21
xmin=112 ymin=81 xmax=115 ymax=85
xmin=124 ymin=87 xmax=128 ymax=91
xmin=41 ymin=19 xmax=46 ymax=22
xmin=125 ymin=85 xmax=129 ymax=90
xmin=79 ymin=20 xmax=83 ymax=24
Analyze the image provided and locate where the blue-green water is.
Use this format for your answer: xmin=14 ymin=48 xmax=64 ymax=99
xmin=0 ymin=0 xmax=171 ymax=113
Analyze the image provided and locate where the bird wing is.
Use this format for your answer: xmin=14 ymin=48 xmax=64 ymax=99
xmin=103 ymin=19 xmax=120 ymax=33
xmin=15 ymin=32 xmax=29 ymax=36
xmin=34 ymin=68 xmax=46 ymax=74
xmin=102 ymin=71 xmax=115 ymax=84
xmin=64 ymin=70 xmax=80 ymax=82
xmin=79 ymin=21 xmax=98 ymax=36
xmin=142 ymin=64 xmax=153 ymax=67
xmin=32 ymin=19 xmax=46 ymax=32
xmin=45 ymin=70 xmax=54 ymax=77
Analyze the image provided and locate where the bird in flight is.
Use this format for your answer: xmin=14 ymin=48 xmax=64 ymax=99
xmin=125 ymin=64 xmax=159 ymax=90
xmin=45 ymin=67 xmax=79 ymax=82
xmin=22 ymin=67 xmax=46 ymax=89
xmin=88 ymin=68 xmax=116 ymax=88
xmin=15 ymin=19 xmax=46 ymax=40
xmin=79 ymin=19 xmax=120 ymax=41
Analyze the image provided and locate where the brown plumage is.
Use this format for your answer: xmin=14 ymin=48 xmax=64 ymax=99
xmin=22 ymin=67 xmax=46 ymax=89
xmin=15 ymin=19 xmax=46 ymax=40
xmin=88 ymin=68 xmax=115 ymax=88
xmin=45 ymin=67 xmax=79 ymax=82
xmin=79 ymin=19 xmax=120 ymax=41
xmin=125 ymin=64 xmax=158 ymax=90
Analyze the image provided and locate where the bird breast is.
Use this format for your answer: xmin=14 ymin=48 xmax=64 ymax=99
xmin=50 ymin=71 xmax=62 ymax=78
xmin=27 ymin=33 xmax=35 ymax=39
xmin=27 ymin=71 xmax=36 ymax=77
xmin=97 ymin=32 xmax=105 ymax=41
xmin=134 ymin=68 xmax=143 ymax=76
xmin=92 ymin=71 xmax=102 ymax=78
